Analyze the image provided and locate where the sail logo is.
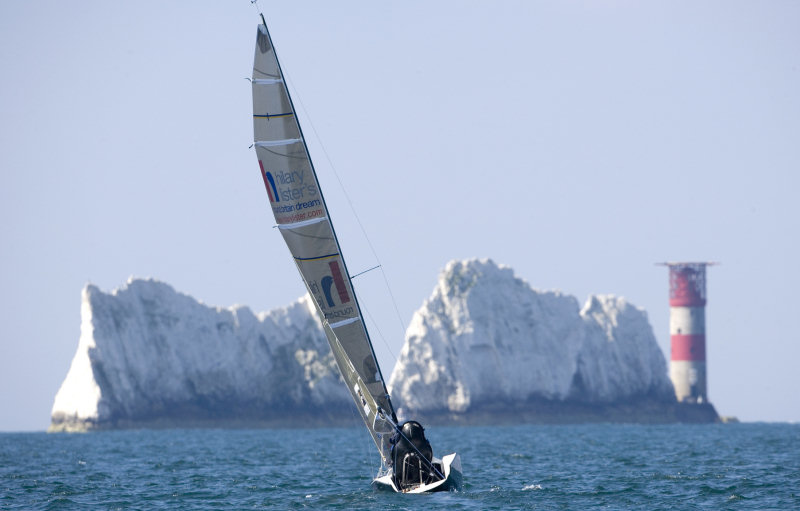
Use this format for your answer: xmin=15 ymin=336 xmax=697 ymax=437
xmin=321 ymin=261 xmax=351 ymax=307
xmin=258 ymin=160 xmax=280 ymax=202
xmin=258 ymin=160 xmax=318 ymax=204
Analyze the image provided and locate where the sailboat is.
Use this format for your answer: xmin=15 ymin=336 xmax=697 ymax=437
xmin=250 ymin=11 xmax=462 ymax=493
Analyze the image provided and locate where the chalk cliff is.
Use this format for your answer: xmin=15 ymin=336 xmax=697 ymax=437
xmin=51 ymin=261 xmax=717 ymax=431
xmin=50 ymin=279 xmax=351 ymax=431
xmin=388 ymin=259 xmax=713 ymax=423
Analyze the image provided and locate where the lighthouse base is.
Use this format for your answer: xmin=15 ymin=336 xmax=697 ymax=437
xmin=670 ymin=360 xmax=707 ymax=403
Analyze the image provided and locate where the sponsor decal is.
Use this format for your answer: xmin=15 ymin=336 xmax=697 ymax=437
xmin=308 ymin=260 xmax=354 ymax=320
xmin=272 ymin=168 xmax=317 ymax=202
xmin=321 ymin=260 xmax=351 ymax=307
xmin=259 ymin=160 xmax=323 ymax=223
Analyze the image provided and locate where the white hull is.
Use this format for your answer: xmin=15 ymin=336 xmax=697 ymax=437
xmin=372 ymin=453 xmax=462 ymax=493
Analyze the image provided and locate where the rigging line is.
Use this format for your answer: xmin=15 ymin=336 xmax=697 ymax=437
xmin=351 ymin=265 xmax=381 ymax=279
xmin=282 ymin=72 xmax=408 ymax=358
xmin=360 ymin=302 xmax=395 ymax=364
xmin=380 ymin=410 xmax=446 ymax=482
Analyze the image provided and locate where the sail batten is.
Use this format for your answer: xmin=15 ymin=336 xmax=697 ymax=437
xmin=252 ymin=20 xmax=395 ymax=464
xmin=329 ymin=317 xmax=361 ymax=329
xmin=255 ymin=138 xmax=302 ymax=147
xmin=254 ymin=113 xmax=294 ymax=119
xmin=277 ymin=217 xmax=328 ymax=230
xmin=293 ymin=254 xmax=339 ymax=262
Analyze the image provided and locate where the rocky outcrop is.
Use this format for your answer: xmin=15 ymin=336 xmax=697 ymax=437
xmin=388 ymin=259 xmax=713 ymax=423
xmin=49 ymin=279 xmax=352 ymax=431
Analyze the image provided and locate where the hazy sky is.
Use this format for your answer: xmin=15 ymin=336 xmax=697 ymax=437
xmin=2 ymin=1 xmax=798 ymax=431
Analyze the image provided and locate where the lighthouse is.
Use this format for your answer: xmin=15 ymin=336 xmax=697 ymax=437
xmin=658 ymin=262 xmax=716 ymax=404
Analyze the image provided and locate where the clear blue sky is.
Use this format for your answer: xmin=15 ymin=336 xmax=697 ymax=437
xmin=2 ymin=1 xmax=798 ymax=431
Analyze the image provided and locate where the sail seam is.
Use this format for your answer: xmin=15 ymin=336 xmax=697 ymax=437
xmin=255 ymin=138 xmax=301 ymax=147
xmin=293 ymin=252 xmax=339 ymax=262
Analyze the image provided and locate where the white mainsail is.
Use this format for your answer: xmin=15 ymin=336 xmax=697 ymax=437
xmin=251 ymin=19 xmax=396 ymax=463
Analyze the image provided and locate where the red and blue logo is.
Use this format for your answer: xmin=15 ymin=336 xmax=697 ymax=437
xmin=258 ymin=160 xmax=279 ymax=202
xmin=321 ymin=260 xmax=351 ymax=307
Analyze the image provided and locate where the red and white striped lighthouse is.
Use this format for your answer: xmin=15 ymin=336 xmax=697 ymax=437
xmin=659 ymin=262 xmax=716 ymax=403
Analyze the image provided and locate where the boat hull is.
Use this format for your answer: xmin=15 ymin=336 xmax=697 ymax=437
xmin=372 ymin=453 xmax=462 ymax=493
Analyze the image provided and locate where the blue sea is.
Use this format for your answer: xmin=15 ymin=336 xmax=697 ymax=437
xmin=2 ymin=423 xmax=798 ymax=510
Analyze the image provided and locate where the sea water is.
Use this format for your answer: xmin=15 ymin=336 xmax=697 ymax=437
xmin=1 ymin=423 xmax=798 ymax=510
